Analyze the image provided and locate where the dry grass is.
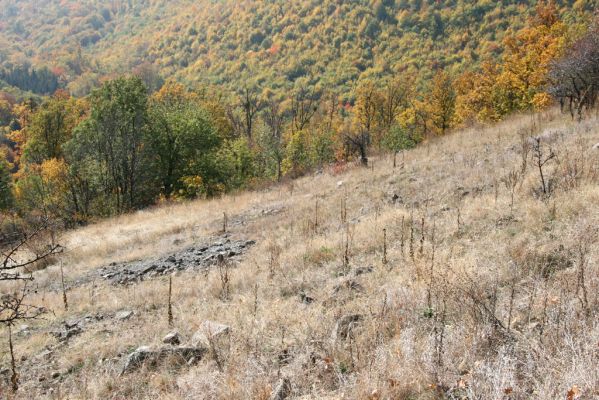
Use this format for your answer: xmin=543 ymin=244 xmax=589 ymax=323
xmin=2 ymin=109 xmax=599 ymax=399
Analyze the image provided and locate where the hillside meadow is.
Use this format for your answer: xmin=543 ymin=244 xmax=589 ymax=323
xmin=1 ymin=109 xmax=598 ymax=399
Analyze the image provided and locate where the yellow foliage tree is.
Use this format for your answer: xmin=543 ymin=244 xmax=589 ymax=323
xmin=428 ymin=70 xmax=456 ymax=135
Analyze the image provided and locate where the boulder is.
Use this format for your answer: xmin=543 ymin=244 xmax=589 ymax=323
xmin=192 ymin=321 xmax=231 ymax=348
xmin=115 ymin=310 xmax=134 ymax=321
xmin=162 ymin=331 xmax=182 ymax=345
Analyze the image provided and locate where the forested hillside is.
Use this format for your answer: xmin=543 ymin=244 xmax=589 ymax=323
xmin=1 ymin=1 xmax=598 ymax=228
xmin=0 ymin=0 xmax=594 ymax=97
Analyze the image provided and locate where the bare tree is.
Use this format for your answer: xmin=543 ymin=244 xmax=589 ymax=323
xmin=0 ymin=216 xmax=62 ymax=391
xmin=227 ymin=86 xmax=263 ymax=142
xmin=376 ymin=76 xmax=413 ymax=131
xmin=342 ymin=122 xmax=370 ymax=166
xmin=531 ymin=136 xmax=556 ymax=196
xmin=548 ymin=20 xmax=599 ymax=120
xmin=262 ymin=98 xmax=287 ymax=181
xmin=291 ymin=86 xmax=318 ymax=133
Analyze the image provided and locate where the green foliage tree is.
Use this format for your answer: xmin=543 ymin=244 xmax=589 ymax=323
xmin=383 ymin=124 xmax=421 ymax=168
xmin=147 ymin=83 xmax=221 ymax=197
xmin=0 ymin=157 xmax=12 ymax=210
xmin=21 ymin=92 xmax=86 ymax=164
xmin=67 ymin=76 xmax=152 ymax=213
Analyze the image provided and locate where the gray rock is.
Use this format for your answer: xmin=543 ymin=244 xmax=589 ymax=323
xmin=52 ymin=322 xmax=83 ymax=342
xmin=121 ymin=345 xmax=206 ymax=374
xmin=270 ymin=377 xmax=291 ymax=400
xmin=192 ymin=321 xmax=231 ymax=348
xmin=332 ymin=314 xmax=362 ymax=341
xmin=115 ymin=310 xmax=134 ymax=321
xmin=98 ymin=238 xmax=256 ymax=285
xmin=162 ymin=331 xmax=182 ymax=345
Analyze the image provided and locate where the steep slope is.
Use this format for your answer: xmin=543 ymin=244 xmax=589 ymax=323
xmin=0 ymin=0 xmax=593 ymax=96
xmin=3 ymin=109 xmax=599 ymax=398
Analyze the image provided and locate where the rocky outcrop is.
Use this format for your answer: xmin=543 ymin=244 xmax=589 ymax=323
xmin=99 ymin=237 xmax=255 ymax=285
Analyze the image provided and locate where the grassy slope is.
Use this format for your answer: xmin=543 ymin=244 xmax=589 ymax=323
xmin=2 ymin=109 xmax=599 ymax=398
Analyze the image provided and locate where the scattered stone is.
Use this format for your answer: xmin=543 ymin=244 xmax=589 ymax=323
xmin=332 ymin=314 xmax=362 ymax=340
xmin=270 ymin=377 xmax=291 ymax=400
xmin=36 ymin=349 xmax=53 ymax=360
xmin=98 ymin=238 xmax=255 ymax=285
xmin=52 ymin=323 xmax=82 ymax=342
xmin=52 ymin=314 xmax=104 ymax=341
xmin=299 ymin=292 xmax=315 ymax=304
xmin=332 ymin=279 xmax=363 ymax=294
xmin=121 ymin=345 xmax=207 ymax=374
xmin=115 ymin=310 xmax=134 ymax=321
xmin=192 ymin=321 xmax=231 ymax=349
xmin=163 ymin=331 xmax=182 ymax=345
xmin=593 ymin=142 xmax=599 ymax=150
xmin=354 ymin=266 xmax=373 ymax=276
xmin=336 ymin=181 xmax=344 ymax=188
xmin=16 ymin=324 xmax=31 ymax=336
xmin=51 ymin=371 xmax=61 ymax=379
xmin=390 ymin=193 xmax=400 ymax=204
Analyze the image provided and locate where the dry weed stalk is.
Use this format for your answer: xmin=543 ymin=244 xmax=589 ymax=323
xmin=531 ymin=136 xmax=556 ymax=196
xmin=167 ymin=276 xmax=173 ymax=327
xmin=382 ymin=228 xmax=388 ymax=265
xmin=60 ymin=261 xmax=68 ymax=311
xmin=502 ymin=169 xmax=521 ymax=214
xmin=217 ymin=254 xmax=231 ymax=301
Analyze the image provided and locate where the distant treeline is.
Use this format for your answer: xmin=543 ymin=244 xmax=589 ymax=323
xmin=0 ymin=65 xmax=61 ymax=95
xmin=0 ymin=4 xmax=597 ymax=228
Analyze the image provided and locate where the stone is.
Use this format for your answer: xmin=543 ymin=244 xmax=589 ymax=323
xmin=354 ymin=266 xmax=373 ymax=276
xmin=332 ymin=279 xmax=363 ymax=294
xmin=115 ymin=310 xmax=134 ymax=321
xmin=52 ymin=322 xmax=83 ymax=342
xmin=192 ymin=321 xmax=231 ymax=348
xmin=593 ymin=142 xmax=599 ymax=150
xmin=121 ymin=346 xmax=153 ymax=374
xmin=270 ymin=377 xmax=291 ymax=400
xmin=332 ymin=314 xmax=362 ymax=341
xmin=121 ymin=345 xmax=206 ymax=374
xmin=299 ymin=292 xmax=315 ymax=304
xmin=162 ymin=331 xmax=182 ymax=345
